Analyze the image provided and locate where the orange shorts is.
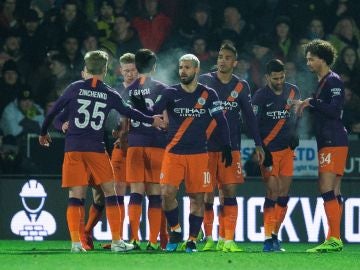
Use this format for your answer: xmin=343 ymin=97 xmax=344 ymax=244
xmin=208 ymin=151 xmax=244 ymax=189
xmin=261 ymin=147 xmax=294 ymax=179
xmin=62 ymin=151 xmax=114 ymax=188
xmin=318 ymin=146 xmax=348 ymax=176
xmin=111 ymin=147 xmax=126 ymax=182
xmin=160 ymin=152 xmax=212 ymax=193
xmin=126 ymin=147 xmax=164 ymax=183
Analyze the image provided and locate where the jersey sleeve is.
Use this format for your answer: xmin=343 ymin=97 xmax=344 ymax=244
xmin=40 ymin=85 xmax=74 ymax=135
xmin=238 ymin=82 xmax=262 ymax=146
xmin=309 ymin=80 xmax=344 ymax=119
xmin=111 ymin=92 xmax=154 ymax=124
xmin=208 ymin=89 xmax=231 ymax=147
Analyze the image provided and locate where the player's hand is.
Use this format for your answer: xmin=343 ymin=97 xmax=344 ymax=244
xmin=152 ymin=115 xmax=165 ymax=129
xmin=263 ymin=145 xmax=273 ymax=168
xmin=162 ymin=110 xmax=169 ymax=130
xmin=61 ymin=121 xmax=69 ymax=133
xmin=255 ymin=145 xmax=265 ymax=165
xmin=39 ymin=133 xmax=52 ymax=147
xmin=221 ymin=145 xmax=233 ymax=168
xmin=295 ymin=98 xmax=311 ymax=116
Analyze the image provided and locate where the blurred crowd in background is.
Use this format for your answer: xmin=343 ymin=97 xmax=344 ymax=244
xmin=0 ymin=0 xmax=360 ymax=174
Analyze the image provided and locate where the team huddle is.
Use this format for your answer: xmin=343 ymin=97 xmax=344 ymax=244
xmin=39 ymin=39 xmax=348 ymax=254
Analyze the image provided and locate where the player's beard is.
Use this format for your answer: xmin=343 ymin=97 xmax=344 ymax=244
xmin=180 ymin=73 xmax=196 ymax=85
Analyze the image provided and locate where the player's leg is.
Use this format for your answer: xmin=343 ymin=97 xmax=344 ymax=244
xmin=68 ymin=186 xmax=87 ymax=253
xmin=81 ymin=185 xmax=104 ymax=250
xmin=146 ymin=182 xmax=162 ymax=250
xmin=262 ymin=175 xmax=278 ymax=252
xmin=87 ymin=152 xmax=133 ymax=252
xmin=222 ymin=183 xmax=244 ymax=252
xmin=185 ymin=192 xmax=205 ymax=252
xmin=160 ymin=152 xmax=184 ymax=252
xmin=272 ymin=175 xmax=291 ymax=251
xmin=203 ymin=192 xmax=215 ymax=251
xmin=62 ymin=152 xmax=89 ymax=252
xmin=216 ymin=189 xmax=225 ymax=250
xmin=126 ymin=147 xmax=146 ymax=249
xmin=183 ymin=153 xmax=212 ymax=253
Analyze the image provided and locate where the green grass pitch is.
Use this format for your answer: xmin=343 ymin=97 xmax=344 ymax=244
xmin=0 ymin=240 xmax=358 ymax=270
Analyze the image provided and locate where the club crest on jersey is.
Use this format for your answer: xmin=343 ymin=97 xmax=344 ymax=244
xmin=198 ymin=97 xmax=206 ymax=105
xmin=231 ymin=90 xmax=239 ymax=98
xmin=252 ymin=105 xmax=259 ymax=115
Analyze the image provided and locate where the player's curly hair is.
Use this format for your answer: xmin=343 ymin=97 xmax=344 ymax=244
xmin=303 ymin=39 xmax=337 ymax=66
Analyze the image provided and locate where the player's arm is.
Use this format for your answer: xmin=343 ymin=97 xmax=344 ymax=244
xmin=112 ymin=93 xmax=164 ymax=128
xmin=209 ymin=92 xmax=232 ymax=167
xmin=39 ymin=87 xmax=72 ymax=146
xmin=250 ymin=89 xmax=266 ymax=164
xmin=238 ymin=82 xmax=263 ymax=147
xmin=288 ymin=87 xmax=301 ymax=150
xmin=53 ymin=107 xmax=70 ymax=133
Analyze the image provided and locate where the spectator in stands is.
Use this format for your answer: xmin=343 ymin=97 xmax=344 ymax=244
xmin=41 ymin=0 xmax=96 ymax=49
xmin=0 ymin=31 xmax=23 ymax=71
xmin=0 ymin=0 xmax=18 ymax=36
xmin=178 ymin=3 xmax=213 ymax=45
xmin=272 ymin=16 xmax=296 ymax=62
xmin=61 ymin=34 xmax=83 ymax=77
xmin=0 ymin=88 xmax=44 ymax=138
xmin=328 ymin=16 xmax=360 ymax=53
xmin=342 ymin=84 xmax=360 ymax=138
xmin=95 ymin=0 xmax=115 ymax=43
xmin=191 ymin=36 xmax=215 ymax=74
xmin=250 ymin=34 xmax=273 ymax=90
xmin=0 ymin=59 xmax=23 ymax=114
xmin=217 ymin=5 xmax=253 ymax=51
xmin=233 ymin=53 xmax=256 ymax=92
xmin=131 ymin=0 xmax=172 ymax=52
xmin=18 ymin=9 xmax=46 ymax=70
xmin=81 ymin=32 xmax=99 ymax=56
xmin=334 ymin=46 xmax=360 ymax=92
xmin=109 ymin=13 xmax=141 ymax=57
xmin=307 ymin=17 xmax=327 ymax=40
xmin=34 ymin=53 xmax=74 ymax=108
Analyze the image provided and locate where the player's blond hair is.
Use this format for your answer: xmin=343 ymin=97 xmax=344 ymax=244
xmin=119 ymin=53 xmax=135 ymax=65
xmin=179 ymin=54 xmax=200 ymax=68
xmin=84 ymin=50 xmax=109 ymax=75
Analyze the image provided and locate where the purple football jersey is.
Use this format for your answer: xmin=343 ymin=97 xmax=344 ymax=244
xmin=152 ymin=83 xmax=231 ymax=154
xmin=41 ymin=78 xmax=153 ymax=152
xmin=252 ymin=82 xmax=300 ymax=151
xmin=126 ymin=76 xmax=168 ymax=148
xmin=308 ymin=71 xmax=348 ymax=149
xmin=199 ymin=72 xmax=262 ymax=151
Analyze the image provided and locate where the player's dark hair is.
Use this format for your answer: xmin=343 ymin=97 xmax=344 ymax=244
xmin=84 ymin=50 xmax=108 ymax=75
xmin=119 ymin=52 xmax=135 ymax=65
xmin=266 ymin=59 xmax=284 ymax=74
xmin=303 ymin=39 xmax=337 ymax=66
xmin=135 ymin=49 xmax=157 ymax=74
xmin=220 ymin=42 xmax=238 ymax=58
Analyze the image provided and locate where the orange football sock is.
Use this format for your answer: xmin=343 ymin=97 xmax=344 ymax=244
xmin=148 ymin=207 xmax=161 ymax=244
xmin=204 ymin=203 xmax=214 ymax=237
xmin=129 ymin=204 xmax=142 ymax=241
xmin=264 ymin=207 xmax=275 ymax=239
xmin=273 ymin=205 xmax=287 ymax=235
xmin=67 ymin=204 xmax=82 ymax=242
xmin=324 ymin=199 xmax=341 ymax=239
xmin=218 ymin=206 xmax=225 ymax=239
xmin=119 ymin=203 xmax=125 ymax=239
xmin=105 ymin=196 xmax=121 ymax=241
xmin=224 ymin=204 xmax=238 ymax=240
